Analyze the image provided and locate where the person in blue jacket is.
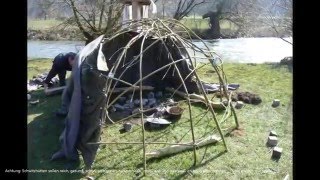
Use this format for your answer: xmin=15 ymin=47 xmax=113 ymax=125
xmin=44 ymin=52 xmax=77 ymax=116
xmin=44 ymin=52 xmax=77 ymax=87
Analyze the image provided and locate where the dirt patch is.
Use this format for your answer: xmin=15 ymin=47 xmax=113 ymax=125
xmin=216 ymin=91 xmax=262 ymax=105
xmin=226 ymin=127 xmax=245 ymax=137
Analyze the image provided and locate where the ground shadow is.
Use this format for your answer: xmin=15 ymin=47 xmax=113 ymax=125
xmin=266 ymin=62 xmax=293 ymax=73
xmin=133 ymin=145 xmax=227 ymax=179
xmin=172 ymin=150 xmax=227 ymax=180
xmin=28 ymin=89 xmax=85 ymax=180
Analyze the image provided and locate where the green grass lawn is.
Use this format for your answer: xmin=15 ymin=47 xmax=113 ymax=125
xmin=28 ymin=18 xmax=236 ymax=32
xmin=180 ymin=17 xmax=238 ymax=31
xmin=28 ymin=19 xmax=64 ymax=30
xmin=28 ymin=59 xmax=292 ymax=179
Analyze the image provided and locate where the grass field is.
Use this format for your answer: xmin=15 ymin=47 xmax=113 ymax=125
xmin=28 ymin=58 xmax=292 ymax=179
xmin=28 ymin=18 xmax=237 ymax=32
xmin=28 ymin=19 xmax=66 ymax=30
xmin=180 ymin=18 xmax=237 ymax=31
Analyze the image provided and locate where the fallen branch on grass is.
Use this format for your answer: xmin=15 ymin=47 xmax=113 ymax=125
xmin=146 ymin=135 xmax=221 ymax=158
xmin=44 ymin=86 xmax=66 ymax=96
xmin=165 ymin=87 xmax=225 ymax=110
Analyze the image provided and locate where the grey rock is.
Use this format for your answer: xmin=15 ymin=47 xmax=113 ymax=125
xmin=133 ymin=99 xmax=149 ymax=106
xmin=164 ymin=93 xmax=172 ymax=98
xmin=132 ymin=108 xmax=140 ymax=115
xmin=272 ymin=146 xmax=283 ymax=160
xmin=35 ymin=78 xmax=43 ymax=83
xmin=114 ymin=104 xmax=125 ymax=111
xmin=155 ymin=91 xmax=163 ymax=98
xmin=235 ymin=101 xmax=244 ymax=109
xmin=267 ymin=136 xmax=278 ymax=147
xmin=147 ymin=92 xmax=155 ymax=99
xmin=109 ymin=105 xmax=116 ymax=113
xmin=269 ymin=130 xmax=278 ymax=137
xmin=39 ymin=74 xmax=47 ymax=79
xmin=134 ymin=99 xmax=140 ymax=106
xmin=117 ymin=96 xmax=126 ymax=105
xmin=128 ymin=102 xmax=135 ymax=108
xmin=272 ymin=99 xmax=280 ymax=107
xmin=123 ymin=104 xmax=130 ymax=109
xmin=123 ymin=123 xmax=133 ymax=132
xmin=148 ymin=98 xmax=157 ymax=107
xmin=142 ymin=99 xmax=148 ymax=106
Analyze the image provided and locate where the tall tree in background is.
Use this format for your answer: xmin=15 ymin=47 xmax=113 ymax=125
xmin=63 ymin=0 xmax=124 ymax=44
xmin=200 ymin=0 xmax=292 ymax=40
xmin=202 ymin=0 xmax=225 ymax=38
xmin=173 ymin=0 xmax=208 ymax=20
xmin=227 ymin=0 xmax=292 ymax=42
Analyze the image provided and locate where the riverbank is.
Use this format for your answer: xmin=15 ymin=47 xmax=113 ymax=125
xmin=28 ymin=58 xmax=292 ymax=179
xmin=27 ymin=28 xmax=288 ymax=41
xmin=27 ymin=29 xmax=84 ymax=41
xmin=28 ymin=19 xmax=290 ymax=41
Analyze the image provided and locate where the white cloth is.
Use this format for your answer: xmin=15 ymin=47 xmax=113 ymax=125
xmin=122 ymin=4 xmax=132 ymax=28
xmin=121 ymin=0 xmax=157 ymax=30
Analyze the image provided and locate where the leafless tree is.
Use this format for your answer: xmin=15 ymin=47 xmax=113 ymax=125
xmin=261 ymin=0 xmax=292 ymax=44
xmin=62 ymin=0 xmax=124 ymax=44
xmin=35 ymin=0 xmax=56 ymax=20
xmin=208 ymin=0 xmax=292 ymax=41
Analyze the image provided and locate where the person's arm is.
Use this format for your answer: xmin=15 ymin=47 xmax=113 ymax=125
xmin=44 ymin=65 xmax=58 ymax=88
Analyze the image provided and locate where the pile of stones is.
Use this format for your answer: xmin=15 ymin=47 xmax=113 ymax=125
xmin=266 ymin=130 xmax=283 ymax=160
xmin=27 ymin=72 xmax=59 ymax=92
xmin=108 ymin=91 xmax=178 ymax=118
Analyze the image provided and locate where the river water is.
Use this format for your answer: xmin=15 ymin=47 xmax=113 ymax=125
xmin=27 ymin=37 xmax=292 ymax=63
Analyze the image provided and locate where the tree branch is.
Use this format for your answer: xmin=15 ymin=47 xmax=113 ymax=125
xmin=98 ymin=0 xmax=106 ymax=30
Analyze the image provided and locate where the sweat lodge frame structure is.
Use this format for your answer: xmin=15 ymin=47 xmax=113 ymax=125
xmin=81 ymin=18 xmax=240 ymax=175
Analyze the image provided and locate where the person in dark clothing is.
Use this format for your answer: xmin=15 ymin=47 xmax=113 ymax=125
xmin=44 ymin=52 xmax=77 ymax=88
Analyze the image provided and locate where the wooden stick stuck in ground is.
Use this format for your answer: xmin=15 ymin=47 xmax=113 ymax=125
xmin=165 ymin=87 xmax=225 ymax=110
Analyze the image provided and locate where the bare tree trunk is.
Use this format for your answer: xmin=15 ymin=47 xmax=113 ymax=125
xmin=105 ymin=0 xmax=114 ymax=34
xmin=61 ymin=0 xmax=123 ymax=44
xmin=173 ymin=0 xmax=207 ymax=20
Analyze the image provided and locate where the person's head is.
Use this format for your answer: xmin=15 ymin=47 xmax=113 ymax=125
xmin=67 ymin=52 xmax=77 ymax=67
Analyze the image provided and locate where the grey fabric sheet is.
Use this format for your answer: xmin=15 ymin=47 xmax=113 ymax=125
xmin=52 ymin=35 xmax=106 ymax=168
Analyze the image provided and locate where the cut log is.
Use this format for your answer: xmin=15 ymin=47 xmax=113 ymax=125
xmin=109 ymin=86 xmax=154 ymax=94
xmin=44 ymin=85 xmax=154 ymax=96
xmin=44 ymin=86 xmax=66 ymax=96
xmin=165 ymin=87 xmax=225 ymax=110
xmin=146 ymin=135 xmax=221 ymax=158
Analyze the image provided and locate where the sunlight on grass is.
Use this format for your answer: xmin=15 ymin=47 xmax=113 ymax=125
xmin=27 ymin=59 xmax=292 ymax=179
xmin=28 ymin=113 xmax=43 ymax=124
xmin=28 ymin=19 xmax=64 ymax=30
